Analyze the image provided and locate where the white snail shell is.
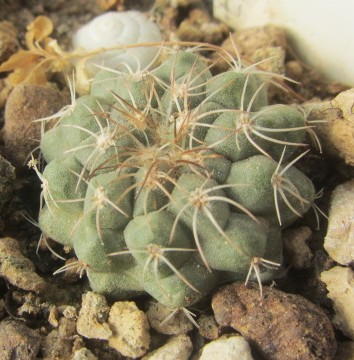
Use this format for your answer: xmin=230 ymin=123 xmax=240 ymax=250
xmin=72 ymin=11 xmax=162 ymax=74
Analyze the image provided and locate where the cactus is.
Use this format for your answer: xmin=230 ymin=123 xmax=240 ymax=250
xmin=34 ymin=47 xmax=317 ymax=308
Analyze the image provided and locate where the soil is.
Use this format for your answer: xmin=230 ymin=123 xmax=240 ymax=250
xmin=0 ymin=0 xmax=352 ymax=359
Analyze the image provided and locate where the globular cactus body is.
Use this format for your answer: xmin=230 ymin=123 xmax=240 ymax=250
xmin=36 ymin=48 xmax=316 ymax=308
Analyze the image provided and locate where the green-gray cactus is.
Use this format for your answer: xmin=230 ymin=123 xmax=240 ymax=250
xmin=34 ymin=48 xmax=316 ymax=308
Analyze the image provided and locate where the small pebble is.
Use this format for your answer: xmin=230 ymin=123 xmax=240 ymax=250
xmin=3 ymin=83 xmax=68 ymax=166
xmin=108 ymin=301 xmax=150 ymax=358
xmin=307 ymin=89 xmax=354 ymax=166
xmin=0 ymin=319 xmax=41 ymax=359
xmin=0 ymin=237 xmax=46 ymax=293
xmin=321 ymin=266 xmax=354 ymax=340
xmin=48 ymin=305 xmax=59 ymax=328
xmin=330 ymin=88 xmax=354 ymax=165
xmin=332 ymin=88 xmax=354 ymax=120
xmin=218 ymin=25 xmax=286 ymax=73
xmin=252 ymin=46 xmax=285 ymax=75
xmin=199 ymin=334 xmax=254 ymax=360
xmin=62 ymin=305 xmax=77 ymax=319
xmin=72 ymin=347 xmax=98 ymax=360
xmin=146 ymin=302 xmax=193 ymax=335
xmin=324 ymin=179 xmax=354 ymax=265
xmin=76 ymin=291 xmax=112 ymax=340
xmin=197 ymin=314 xmax=220 ymax=340
xmin=142 ymin=334 xmax=192 ymax=360
xmin=212 ymin=282 xmax=337 ymax=360
xmin=177 ymin=8 xmax=229 ymax=43
xmin=42 ymin=317 xmax=77 ymax=360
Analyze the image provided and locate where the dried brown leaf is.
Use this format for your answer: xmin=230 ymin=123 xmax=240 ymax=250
xmin=8 ymin=64 xmax=48 ymax=85
xmin=96 ymin=0 xmax=124 ymax=10
xmin=0 ymin=50 xmax=40 ymax=72
xmin=25 ymin=15 xmax=54 ymax=48
xmin=0 ymin=15 xmax=71 ymax=85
